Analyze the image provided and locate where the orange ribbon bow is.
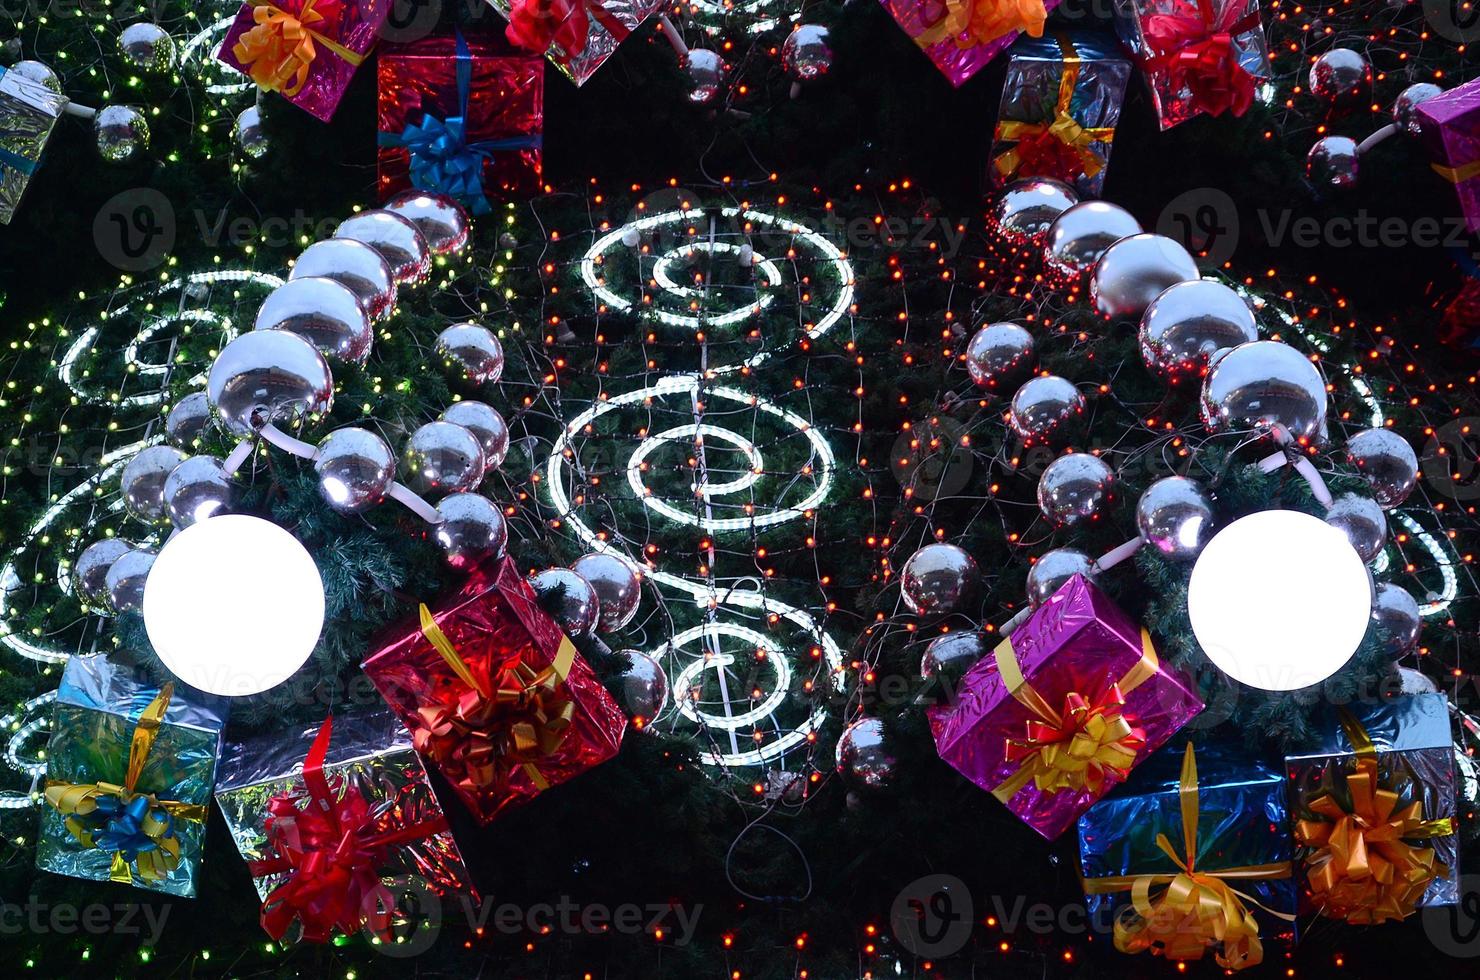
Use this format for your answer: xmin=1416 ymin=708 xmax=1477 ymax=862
xmin=231 ymin=0 xmax=364 ymax=97
xmin=916 ymin=0 xmax=1047 ymax=50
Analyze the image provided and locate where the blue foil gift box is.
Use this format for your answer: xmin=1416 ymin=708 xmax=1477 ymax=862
xmin=37 ymin=655 xmax=228 ymax=897
xmin=1077 ymin=740 xmax=1297 ymax=971
xmin=1285 ymin=693 xmax=1458 ymax=923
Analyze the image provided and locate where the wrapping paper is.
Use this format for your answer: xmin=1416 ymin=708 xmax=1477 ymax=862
xmin=486 ymin=0 xmax=666 ymax=87
xmin=1419 ymin=77 xmax=1480 ymax=236
xmin=37 ymin=656 xmax=228 ymax=897
xmin=378 ymin=32 xmax=544 ymax=210
xmin=880 ymin=0 xmax=1064 ymax=88
xmin=989 ymin=31 xmax=1130 ymax=198
xmin=1079 ymin=741 xmax=1297 ymax=970
xmin=215 ymin=708 xmax=474 ymax=943
xmin=1285 ymin=694 xmax=1459 ymax=921
xmin=929 ymin=574 xmax=1204 ymax=840
xmin=363 ymin=556 xmax=627 ymax=825
xmin=0 ymin=66 xmax=66 ymax=225
xmin=1114 ymin=0 xmax=1267 ymax=130
xmin=217 ymin=0 xmax=391 ymax=122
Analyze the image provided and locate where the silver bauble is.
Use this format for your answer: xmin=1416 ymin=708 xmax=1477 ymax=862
xmin=1393 ymin=82 xmax=1444 ymax=136
xmin=234 ymin=105 xmax=270 ymax=160
xmin=1037 ymin=453 xmax=1115 ymax=528
xmin=612 ymin=650 xmax=669 ymax=727
xmin=899 ymin=543 xmax=979 ymax=616
xmin=1008 ymin=375 xmax=1085 ymax=446
xmin=964 ymin=321 xmax=1035 ymax=390
xmin=165 ymin=391 xmax=213 ymax=448
xmin=105 ymin=548 xmax=155 ymax=614
xmin=835 ymin=717 xmax=896 ymax=791
xmin=435 ymin=322 xmax=504 ymax=385
xmin=334 ymin=210 xmax=431 ymax=285
xmin=1139 ymin=280 xmax=1258 ymax=381
xmin=920 ymin=630 xmax=990 ymax=680
xmin=991 ymin=178 xmax=1079 ymax=247
xmin=162 ymin=455 xmax=233 ymax=528
xmin=315 ymin=427 xmax=395 ymax=514
xmin=1326 ymin=492 xmax=1387 ymax=563
xmin=120 ymin=444 xmax=187 ymax=524
xmin=1026 ymin=548 xmax=1096 ymax=607
xmin=1309 ymin=48 xmax=1372 ymax=113
xmin=684 ymin=49 xmax=727 ymax=106
xmin=207 ymin=329 xmax=334 ymax=437
xmin=1043 ymin=200 xmax=1142 ymax=283
xmin=75 ymin=539 xmax=132 ymax=609
xmin=11 ymin=61 xmax=61 ymax=94
xmin=781 ymin=24 xmax=833 ymax=82
xmin=254 ymin=277 xmax=372 ymax=365
xmin=404 ymin=421 xmax=486 ymax=496
xmin=440 ymin=401 xmax=510 ymax=470
xmin=1306 ymin=136 xmax=1360 ymax=191
xmin=290 ymin=238 xmax=397 ymax=322
xmin=1371 ymin=582 xmax=1421 ymax=656
xmin=1136 ymin=476 xmax=1215 ymax=561
xmin=1090 ymin=233 xmax=1199 ymax=320
xmin=119 ymin=23 xmax=176 ymax=73
xmin=384 ymin=190 xmax=471 ymax=256
xmin=529 ymin=567 xmax=599 ymax=638
xmin=571 ymin=553 xmax=642 ymax=633
xmin=433 ymin=492 xmax=507 ymax=571
xmin=1396 ymin=666 xmax=1437 ymax=695
xmin=1199 ymin=341 xmax=1327 ymax=444
xmin=1345 ymin=427 xmax=1419 ymax=509
xmin=94 ymin=105 xmax=150 ymax=163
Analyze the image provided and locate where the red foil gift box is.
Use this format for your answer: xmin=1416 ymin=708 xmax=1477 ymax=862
xmin=363 ymin=557 xmax=626 ymax=825
xmin=377 ymin=32 xmax=544 ymax=209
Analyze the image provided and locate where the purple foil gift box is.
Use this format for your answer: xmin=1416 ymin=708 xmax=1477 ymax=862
xmin=881 ymin=0 xmax=1064 ymax=88
xmin=929 ymin=574 xmax=1203 ymax=840
xmin=1418 ymin=77 xmax=1480 ymax=235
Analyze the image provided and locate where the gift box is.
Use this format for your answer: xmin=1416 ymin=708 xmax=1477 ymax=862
xmin=989 ymin=31 xmax=1131 ymax=198
xmin=0 ymin=65 xmax=67 ymax=225
xmin=377 ymin=32 xmax=543 ymax=211
xmin=1078 ymin=741 xmax=1297 ymax=972
xmin=880 ymin=0 xmax=1063 ymax=88
xmin=215 ymin=708 xmax=475 ymax=943
xmin=1113 ymin=0 xmax=1267 ymax=130
xmin=363 ymin=556 xmax=627 ymax=825
xmin=1419 ymin=78 xmax=1480 ymax=235
xmin=488 ymin=0 xmax=666 ymax=87
xmin=37 ymin=655 xmax=227 ymax=897
xmin=1285 ymin=694 xmax=1459 ymax=923
xmin=217 ymin=0 xmax=391 ymax=122
xmin=929 ymin=574 xmax=1204 ymax=840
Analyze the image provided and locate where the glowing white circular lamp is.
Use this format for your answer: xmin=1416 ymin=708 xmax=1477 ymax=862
xmin=1187 ymin=509 xmax=1370 ymax=692
xmin=143 ymin=514 xmax=324 ymax=696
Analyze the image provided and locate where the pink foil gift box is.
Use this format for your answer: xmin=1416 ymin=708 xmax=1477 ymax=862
xmin=218 ymin=0 xmax=391 ymax=122
xmin=880 ymin=0 xmax=1064 ymax=89
xmin=929 ymin=574 xmax=1203 ymax=840
xmin=1419 ymin=77 xmax=1480 ymax=235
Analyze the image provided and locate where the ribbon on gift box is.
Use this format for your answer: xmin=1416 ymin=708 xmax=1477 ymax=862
xmin=231 ymin=0 xmax=365 ymax=97
xmin=992 ymin=35 xmax=1116 ymax=183
xmin=1293 ymin=708 xmax=1454 ymax=925
xmin=1082 ymin=743 xmax=1295 ymax=971
xmin=504 ymin=0 xmax=631 ymax=64
xmin=410 ymin=601 xmax=576 ymax=796
xmin=377 ymin=32 xmax=542 ymax=216
xmin=987 ymin=625 xmax=1157 ymax=804
xmin=1140 ymin=0 xmax=1261 ymax=119
xmin=44 ymin=683 xmax=208 ymax=886
xmin=1432 ymin=159 xmax=1480 ymax=184
xmin=247 ymin=715 xmax=452 ymax=943
xmin=915 ymin=0 xmax=1048 ymax=50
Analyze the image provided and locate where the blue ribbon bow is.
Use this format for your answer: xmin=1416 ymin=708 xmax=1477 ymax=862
xmin=82 ymin=793 xmax=175 ymax=861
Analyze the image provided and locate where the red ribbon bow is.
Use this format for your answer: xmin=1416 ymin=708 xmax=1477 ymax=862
xmin=1142 ymin=0 xmax=1261 ymax=119
xmin=504 ymin=0 xmax=629 ymax=63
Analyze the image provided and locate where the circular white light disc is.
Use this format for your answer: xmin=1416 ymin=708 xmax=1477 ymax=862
xmin=143 ymin=514 xmax=325 ymax=696
xmin=1187 ymin=509 xmax=1371 ymax=692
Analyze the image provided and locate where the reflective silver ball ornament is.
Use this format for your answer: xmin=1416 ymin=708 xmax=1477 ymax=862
xmin=684 ymin=49 xmax=727 ymax=106
xmin=106 ymin=548 xmax=156 ymax=614
xmin=1136 ymin=476 xmax=1215 ymax=561
xmin=120 ymin=444 xmax=188 ymax=524
xmin=440 ymin=401 xmax=510 ymax=470
xmin=781 ymin=24 xmax=833 ymax=82
xmin=529 ymin=567 xmax=599 ymax=638
xmin=1309 ymin=48 xmax=1372 ymax=114
xmin=334 ymin=210 xmax=431 ymax=285
xmin=899 ymin=543 xmax=979 ymax=616
xmin=1306 ymin=136 xmax=1360 ymax=191
xmin=1043 ymin=200 xmax=1142 ymax=283
xmin=1199 ymin=341 xmax=1328 ymax=445
xmin=162 ymin=455 xmax=233 ymax=528
xmin=991 ymin=178 xmax=1079 ymax=247
xmin=234 ymin=105 xmax=270 ymax=160
xmin=254 ymin=276 xmax=372 ymax=365
xmin=1345 ymin=428 xmax=1419 ymax=509
xmin=920 ymin=630 xmax=990 ymax=680
xmin=1393 ymin=82 xmax=1444 ymax=136
xmin=1326 ymin=493 xmax=1387 ymax=563
xmin=1090 ymin=233 xmax=1199 ymax=319
xmin=94 ymin=105 xmax=150 ymax=163
xmin=1026 ymin=548 xmax=1096 ymax=607
xmin=384 ymin=189 xmax=471 ymax=256
xmin=435 ymin=322 xmax=504 ymax=385
xmin=433 ymin=492 xmax=508 ymax=571
xmin=965 ymin=321 xmax=1035 ymax=390
xmin=1396 ymin=666 xmax=1437 ymax=695
xmin=571 ymin=553 xmax=642 ymax=633
xmin=315 ymin=427 xmax=395 ymax=514
xmin=75 ymin=539 xmax=133 ymax=609
xmin=1036 ymin=453 xmax=1116 ymax=528
xmin=1139 ymin=280 xmax=1258 ymax=381
xmin=835 ymin=717 xmax=897 ymax=792
xmin=1008 ymin=375 xmax=1085 ymax=446
xmin=612 ymin=650 xmax=669 ymax=727
xmin=207 ymin=329 xmax=334 ymax=437
xmin=290 ymin=239 xmax=397 ymax=323
xmin=165 ymin=392 xmax=213 ymax=448
xmin=119 ymin=24 xmax=176 ymax=74
xmin=403 ymin=421 xmax=486 ymax=496
xmin=1371 ymin=582 xmax=1421 ymax=656
xmin=11 ymin=61 xmax=61 ymax=94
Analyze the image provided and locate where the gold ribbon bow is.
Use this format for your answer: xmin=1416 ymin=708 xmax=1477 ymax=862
xmin=1432 ymin=160 xmax=1480 ymax=185
xmin=44 ymin=683 xmax=209 ymax=884
xmin=231 ymin=0 xmax=365 ymax=97
xmin=1294 ymin=708 xmax=1454 ymax=924
xmin=989 ymin=627 xmax=1158 ymax=804
xmin=915 ymin=0 xmax=1048 ymax=50
xmin=992 ymin=34 xmax=1116 ymax=181
xmin=1082 ymin=744 xmax=1295 ymax=971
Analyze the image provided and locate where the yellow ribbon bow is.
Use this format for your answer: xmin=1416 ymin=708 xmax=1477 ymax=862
xmin=992 ymin=34 xmax=1116 ymax=181
xmin=1082 ymin=744 xmax=1295 ymax=971
xmin=231 ymin=0 xmax=364 ymax=97
xmin=916 ymin=0 xmax=1048 ymax=49
xmin=1294 ymin=708 xmax=1454 ymax=924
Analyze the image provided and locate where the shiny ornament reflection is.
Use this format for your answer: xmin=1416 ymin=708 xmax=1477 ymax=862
xmin=965 ymin=322 xmax=1035 ymax=390
xmin=991 ymin=178 xmax=1079 ymax=247
xmin=571 ymin=553 xmax=641 ymax=633
xmin=1200 ymin=340 xmax=1328 ymax=445
xmin=315 ymin=427 xmax=395 ymax=513
xmin=1036 ymin=453 xmax=1115 ymax=528
xmin=1090 ymin=233 xmax=1199 ymax=319
xmin=899 ymin=543 xmax=979 ymax=616
xmin=1136 ymin=476 xmax=1215 ymax=561
xmin=529 ymin=567 xmax=599 ymax=638
xmin=1139 ymin=280 xmax=1258 ymax=381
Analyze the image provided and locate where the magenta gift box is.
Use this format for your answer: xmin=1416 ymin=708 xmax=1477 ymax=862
xmin=880 ymin=0 xmax=1064 ymax=89
xmin=1418 ymin=77 xmax=1480 ymax=235
xmin=929 ymin=574 xmax=1203 ymax=840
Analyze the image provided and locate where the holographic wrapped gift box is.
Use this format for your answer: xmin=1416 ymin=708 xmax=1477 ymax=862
xmin=215 ymin=708 xmax=475 ymax=943
xmin=1113 ymin=0 xmax=1267 ymax=130
xmin=37 ymin=656 xmax=228 ymax=898
xmin=378 ymin=32 xmax=544 ymax=212
xmin=1078 ymin=741 xmax=1297 ymax=971
xmin=0 ymin=65 xmax=67 ymax=225
xmin=1285 ymin=694 xmax=1459 ymax=923
xmin=880 ymin=0 xmax=1064 ymax=88
xmin=1418 ymin=77 xmax=1480 ymax=235
xmin=929 ymin=574 xmax=1204 ymax=840
xmin=363 ymin=556 xmax=627 ymax=825
xmin=217 ymin=0 xmax=391 ymax=121
xmin=989 ymin=31 xmax=1130 ymax=198
xmin=487 ymin=0 xmax=666 ymax=86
